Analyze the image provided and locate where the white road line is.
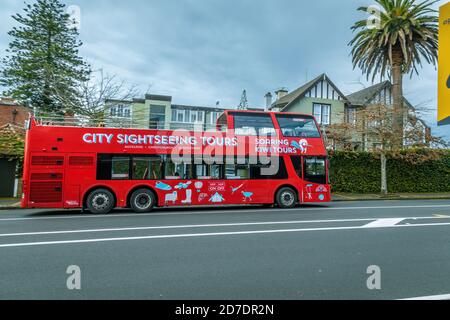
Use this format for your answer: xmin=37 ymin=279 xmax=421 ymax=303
xmin=0 ymin=204 xmax=450 ymax=222
xmin=0 ymin=218 xmax=378 ymax=237
xmin=1 ymin=221 xmax=450 ymax=248
xmin=363 ymin=218 xmax=405 ymax=228
xmin=0 ymin=216 xmax=443 ymax=238
xmin=400 ymin=294 xmax=450 ymax=300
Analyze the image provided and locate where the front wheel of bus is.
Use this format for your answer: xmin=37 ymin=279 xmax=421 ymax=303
xmin=130 ymin=189 xmax=156 ymax=213
xmin=87 ymin=189 xmax=115 ymax=215
xmin=276 ymin=187 xmax=297 ymax=209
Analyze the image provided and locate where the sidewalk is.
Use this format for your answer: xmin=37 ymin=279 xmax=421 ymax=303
xmin=332 ymin=193 xmax=450 ymax=202
xmin=0 ymin=198 xmax=21 ymax=210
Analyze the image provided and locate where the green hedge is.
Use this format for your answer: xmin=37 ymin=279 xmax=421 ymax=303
xmin=329 ymin=150 xmax=450 ymax=193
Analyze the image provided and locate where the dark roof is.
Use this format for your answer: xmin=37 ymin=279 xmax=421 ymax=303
xmin=346 ymin=81 xmax=417 ymax=112
xmin=346 ymin=81 xmax=391 ymax=106
xmin=271 ymin=74 xmax=349 ymax=110
xmin=172 ymin=104 xmax=227 ymax=112
xmin=105 ymin=99 xmax=133 ymax=104
xmin=145 ymin=94 xmax=172 ymax=102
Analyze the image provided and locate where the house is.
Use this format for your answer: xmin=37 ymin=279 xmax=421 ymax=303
xmin=269 ymin=73 xmax=349 ymax=127
xmin=346 ymin=81 xmax=431 ymax=150
xmin=105 ymin=94 xmax=263 ymax=131
xmin=269 ymin=75 xmax=431 ymax=151
xmin=0 ymin=97 xmax=31 ymax=127
xmin=0 ymin=97 xmax=29 ymax=197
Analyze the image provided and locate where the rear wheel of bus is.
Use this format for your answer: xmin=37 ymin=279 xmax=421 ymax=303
xmin=86 ymin=189 xmax=115 ymax=215
xmin=130 ymin=189 xmax=156 ymax=213
xmin=276 ymin=187 xmax=297 ymax=209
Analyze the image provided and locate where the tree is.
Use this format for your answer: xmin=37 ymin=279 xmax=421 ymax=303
xmin=0 ymin=0 xmax=90 ymax=114
xmin=54 ymin=69 xmax=141 ymax=125
xmin=349 ymin=0 xmax=438 ymax=149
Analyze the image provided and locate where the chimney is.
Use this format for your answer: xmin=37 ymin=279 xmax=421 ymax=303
xmin=264 ymin=92 xmax=273 ymax=111
xmin=275 ymin=88 xmax=288 ymax=101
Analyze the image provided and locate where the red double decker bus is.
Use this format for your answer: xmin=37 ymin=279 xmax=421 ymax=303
xmin=21 ymin=110 xmax=331 ymax=214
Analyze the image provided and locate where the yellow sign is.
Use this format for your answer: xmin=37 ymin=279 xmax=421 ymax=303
xmin=439 ymin=2 xmax=450 ymax=126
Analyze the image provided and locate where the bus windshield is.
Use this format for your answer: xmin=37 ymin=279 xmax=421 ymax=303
xmin=276 ymin=115 xmax=321 ymax=138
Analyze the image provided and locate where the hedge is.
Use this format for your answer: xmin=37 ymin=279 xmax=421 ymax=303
xmin=329 ymin=150 xmax=450 ymax=193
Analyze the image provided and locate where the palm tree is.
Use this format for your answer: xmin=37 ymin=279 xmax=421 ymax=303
xmin=349 ymin=0 xmax=438 ymax=149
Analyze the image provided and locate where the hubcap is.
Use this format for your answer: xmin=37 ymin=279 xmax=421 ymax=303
xmin=134 ymin=194 xmax=152 ymax=210
xmin=281 ymin=191 xmax=295 ymax=207
xmin=92 ymin=194 xmax=110 ymax=211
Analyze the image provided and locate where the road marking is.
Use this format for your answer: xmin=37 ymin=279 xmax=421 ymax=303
xmin=1 ymin=221 xmax=450 ymax=248
xmin=433 ymin=214 xmax=450 ymax=218
xmin=1 ymin=204 xmax=450 ymax=222
xmin=0 ymin=218 xmax=378 ymax=237
xmin=0 ymin=216 xmax=444 ymax=238
xmin=363 ymin=218 xmax=405 ymax=228
xmin=400 ymin=293 xmax=450 ymax=300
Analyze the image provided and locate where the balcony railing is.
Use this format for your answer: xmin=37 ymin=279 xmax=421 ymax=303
xmin=34 ymin=116 xmax=226 ymax=131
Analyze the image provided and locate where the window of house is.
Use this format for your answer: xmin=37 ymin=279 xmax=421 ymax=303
xmin=149 ymin=105 xmax=166 ymax=129
xmin=210 ymin=111 xmax=223 ymax=125
xmin=110 ymin=104 xmax=131 ymax=118
xmin=313 ymin=103 xmax=331 ymax=125
xmin=347 ymin=107 xmax=357 ymax=125
xmin=232 ymin=113 xmax=276 ymax=136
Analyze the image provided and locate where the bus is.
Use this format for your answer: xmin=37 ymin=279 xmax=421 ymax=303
xmin=21 ymin=110 xmax=331 ymax=214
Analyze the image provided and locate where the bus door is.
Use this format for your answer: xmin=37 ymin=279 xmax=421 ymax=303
xmin=302 ymin=156 xmax=330 ymax=203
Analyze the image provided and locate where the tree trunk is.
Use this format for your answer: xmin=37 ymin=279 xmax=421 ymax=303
xmin=381 ymin=152 xmax=388 ymax=195
xmin=391 ymin=48 xmax=404 ymax=150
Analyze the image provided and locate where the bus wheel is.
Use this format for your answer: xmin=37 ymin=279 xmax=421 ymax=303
xmin=130 ymin=189 xmax=156 ymax=213
xmin=87 ymin=189 xmax=115 ymax=215
xmin=276 ymin=187 xmax=297 ymax=209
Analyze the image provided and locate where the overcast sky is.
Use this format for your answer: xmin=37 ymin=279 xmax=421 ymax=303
xmin=0 ymin=0 xmax=448 ymax=140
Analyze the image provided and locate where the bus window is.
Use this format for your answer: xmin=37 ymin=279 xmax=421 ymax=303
xmin=164 ymin=157 xmax=194 ymax=180
xmin=132 ymin=156 xmax=163 ymax=180
xmin=196 ymin=164 xmax=222 ymax=180
xmin=233 ymin=113 xmax=276 ymax=136
xmin=303 ymin=157 xmax=327 ymax=184
xmin=250 ymin=157 xmax=288 ymax=180
xmin=276 ymin=115 xmax=321 ymax=138
xmin=111 ymin=157 xmax=130 ymax=180
xmin=225 ymin=158 xmax=250 ymax=180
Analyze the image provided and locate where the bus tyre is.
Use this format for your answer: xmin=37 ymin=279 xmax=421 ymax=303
xmin=87 ymin=189 xmax=115 ymax=215
xmin=130 ymin=189 xmax=156 ymax=213
xmin=276 ymin=187 xmax=297 ymax=209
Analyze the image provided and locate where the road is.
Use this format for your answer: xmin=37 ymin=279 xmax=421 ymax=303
xmin=0 ymin=200 xmax=450 ymax=300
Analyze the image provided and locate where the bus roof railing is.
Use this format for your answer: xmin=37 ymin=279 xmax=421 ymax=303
xmin=33 ymin=116 xmax=226 ymax=132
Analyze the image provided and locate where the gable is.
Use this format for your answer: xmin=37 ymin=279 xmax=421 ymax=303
xmin=304 ymin=78 xmax=346 ymax=101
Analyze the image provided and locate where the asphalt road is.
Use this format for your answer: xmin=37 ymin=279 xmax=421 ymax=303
xmin=0 ymin=200 xmax=450 ymax=300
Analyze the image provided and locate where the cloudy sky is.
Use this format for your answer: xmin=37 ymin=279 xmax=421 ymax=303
xmin=0 ymin=0 xmax=449 ymax=140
